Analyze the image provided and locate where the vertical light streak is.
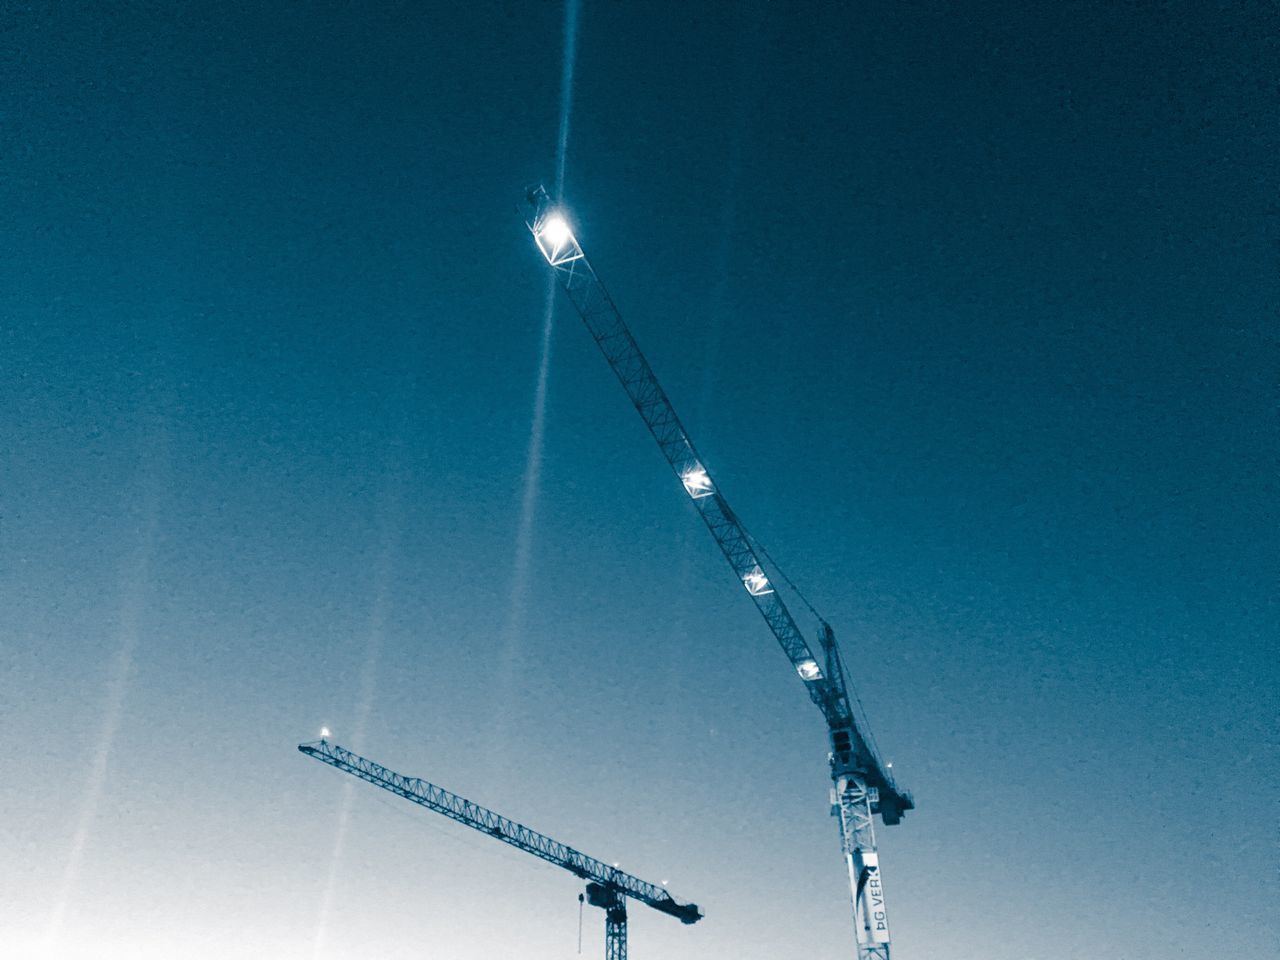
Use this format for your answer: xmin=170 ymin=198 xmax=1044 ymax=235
xmin=497 ymin=0 xmax=582 ymax=690
xmin=554 ymin=0 xmax=581 ymax=201
xmin=310 ymin=482 xmax=400 ymax=959
xmin=43 ymin=552 xmax=148 ymax=947
xmin=695 ymin=0 xmax=762 ymax=425
xmin=671 ymin=1 xmax=765 ymax=695
xmin=44 ymin=446 xmax=163 ymax=950
xmin=502 ymin=275 xmax=557 ymax=650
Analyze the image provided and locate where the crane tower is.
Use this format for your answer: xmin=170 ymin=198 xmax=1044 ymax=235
xmin=522 ymin=186 xmax=912 ymax=959
xmin=299 ymin=738 xmax=701 ymax=960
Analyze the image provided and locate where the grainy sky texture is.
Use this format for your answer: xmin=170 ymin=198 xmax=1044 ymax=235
xmin=2 ymin=2 xmax=1277 ymax=959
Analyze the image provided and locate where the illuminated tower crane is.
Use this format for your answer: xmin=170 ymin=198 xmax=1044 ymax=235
xmin=298 ymin=738 xmax=701 ymax=960
xmin=522 ymin=186 xmax=912 ymax=960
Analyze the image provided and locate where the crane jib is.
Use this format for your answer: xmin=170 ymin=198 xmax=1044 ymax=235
xmin=521 ymin=186 xmax=909 ymax=822
xmin=298 ymin=740 xmax=702 ymax=925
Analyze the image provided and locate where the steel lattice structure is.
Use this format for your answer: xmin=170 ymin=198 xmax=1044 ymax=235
xmin=299 ymin=740 xmax=700 ymax=958
xmin=523 ymin=186 xmax=911 ymax=958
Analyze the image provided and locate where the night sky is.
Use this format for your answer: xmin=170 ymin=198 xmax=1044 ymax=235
xmin=2 ymin=2 xmax=1277 ymax=958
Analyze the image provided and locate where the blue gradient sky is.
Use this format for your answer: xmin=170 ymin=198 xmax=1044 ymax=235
xmin=2 ymin=2 xmax=1276 ymax=958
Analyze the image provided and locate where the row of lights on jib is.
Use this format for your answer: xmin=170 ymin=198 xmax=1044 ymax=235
xmin=529 ymin=234 xmax=829 ymax=683
xmin=678 ymin=465 xmax=824 ymax=684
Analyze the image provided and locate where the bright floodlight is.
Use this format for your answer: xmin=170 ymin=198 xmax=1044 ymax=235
xmin=533 ymin=212 xmax=584 ymax=266
xmin=320 ymin=726 xmax=331 ymax=739
xmin=796 ymin=659 xmax=822 ymax=681
xmin=681 ymin=466 xmax=714 ymax=498
xmin=743 ymin=567 xmax=773 ymax=596
xmin=540 ymin=215 xmax=571 ymax=250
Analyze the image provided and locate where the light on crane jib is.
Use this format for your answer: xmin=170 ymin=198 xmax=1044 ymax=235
xmin=534 ymin=213 xmax=584 ymax=266
xmin=681 ymin=466 xmax=714 ymax=498
xmin=541 ymin=215 xmax=571 ymax=249
xmin=743 ymin=567 xmax=773 ymax=596
xmin=796 ymin=659 xmax=822 ymax=681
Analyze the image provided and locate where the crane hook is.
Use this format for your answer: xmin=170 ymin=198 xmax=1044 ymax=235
xmin=577 ymin=892 xmax=585 ymax=954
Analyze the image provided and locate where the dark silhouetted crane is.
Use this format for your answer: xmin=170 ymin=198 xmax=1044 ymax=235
xmin=299 ymin=738 xmax=701 ymax=960
xmin=522 ymin=186 xmax=911 ymax=960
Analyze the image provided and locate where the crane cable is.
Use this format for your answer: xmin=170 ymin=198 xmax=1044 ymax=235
xmin=577 ymin=892 xmax=584 ymax=953
xmin=739 ymin=521 xmax=894 ymax=777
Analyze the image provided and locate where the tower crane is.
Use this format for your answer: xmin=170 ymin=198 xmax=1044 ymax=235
xmin=522 ymin=186 xmax=912 ymax=960
xmin=299 ymin=738 xmax=701 ymax=960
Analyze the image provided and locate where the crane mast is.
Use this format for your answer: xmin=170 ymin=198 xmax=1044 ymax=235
xmin=522 ymin=186 xmax=911 ymax=959
xmin=299 ymin=739 xmax=701 ymax=960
